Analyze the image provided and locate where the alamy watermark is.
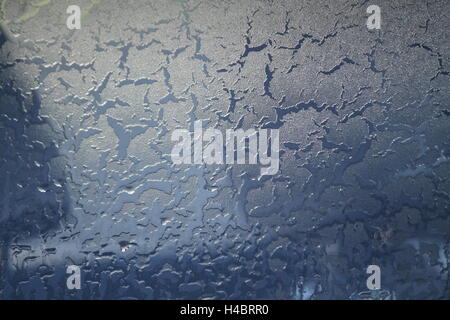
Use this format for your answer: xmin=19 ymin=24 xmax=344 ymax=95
xmin=367 ymin=5 xmax=381 ymax=30
xmin=66 ymin=5 xmax=81 ymax=30
xmin=66 ymin=265 xmax=81 ymax=290
xmin=171 ymin=120 xmax=279 ymax=176
xmin=366 ymin=265 xmax=381 ymax=290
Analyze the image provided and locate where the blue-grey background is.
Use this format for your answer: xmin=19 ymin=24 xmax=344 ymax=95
xmin=0 ymin=0 xmax=449 ymax=299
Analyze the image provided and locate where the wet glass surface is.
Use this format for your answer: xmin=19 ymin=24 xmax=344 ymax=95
xmin=0 ymin=0 xmax=449 ymax=299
